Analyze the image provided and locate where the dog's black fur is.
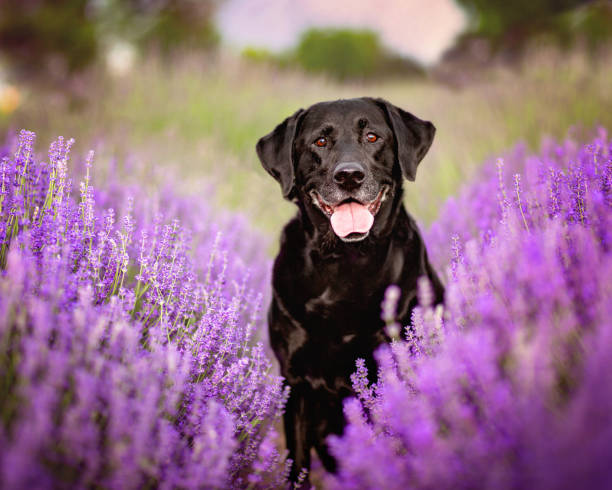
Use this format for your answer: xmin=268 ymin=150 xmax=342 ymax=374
xmin=256 ymin=97 xmax=444 ymax=481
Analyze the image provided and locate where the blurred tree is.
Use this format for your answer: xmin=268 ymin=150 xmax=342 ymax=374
xmin=96 ymin=0 xmax=220 ymax=53
xmin=291 ymin=28 xmax=423 ymax=80
xmin=557 ymin=1 xmax=612 ymax=50
xmin=456 ymin=0 xmax=591 ymax=37
xmin=0 ymin=0 xmax=98 ymax=74
xmin=0 ymin=0 xmax=222 ymax=78
xmin=295 ymin=29 xmax=383 ymax=79
xmin=453 ymin=0 xmax=611 ymax=55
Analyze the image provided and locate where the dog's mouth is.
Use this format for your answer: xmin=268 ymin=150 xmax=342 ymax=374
xmin=309 ymin=186 xmax=389 ymax=242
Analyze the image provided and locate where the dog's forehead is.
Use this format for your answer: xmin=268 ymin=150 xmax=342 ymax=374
xmin=301 ymin=99 xmax=387 ymax=131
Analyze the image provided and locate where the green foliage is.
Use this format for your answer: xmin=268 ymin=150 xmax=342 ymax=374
xmin=292 ymin=28 xmax=424 ymax=80
xmin=242 ymin=28 xmax=424 ymax=81
xmin=0 ymin=0 xmax=97 ymax=73
xmin=557 ymin=2 xmax=612 ymax=50
xmin=456 ymin=0 xmax=587 ymax=36
xmin=100 ymin=0 xmax=220 ymax=53
xmin=294 ymin=28 xmax=384 ymax=80
xmin=0 ymin=0 xmax=220 ymax=76
xmin=241 ymin=47 xmax=292 ymax=68
xmin=242 ymin=47 xmax=275 ymax=63
xmin=455 ymin=0 xmax=612 ymax=53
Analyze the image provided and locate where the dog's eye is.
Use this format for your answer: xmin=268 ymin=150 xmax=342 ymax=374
xmin=366 ymin=133 xmax=379 ymax=143
xmin=315 ymin=137 xmax=328 ymax=148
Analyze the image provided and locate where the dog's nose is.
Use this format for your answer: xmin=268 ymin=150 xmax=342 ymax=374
xmin=333 ymin=162 xmax=366 ymax=189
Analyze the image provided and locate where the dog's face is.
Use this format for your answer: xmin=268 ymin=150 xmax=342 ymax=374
xmin=257 ymin=97 xmax=435 ymax=243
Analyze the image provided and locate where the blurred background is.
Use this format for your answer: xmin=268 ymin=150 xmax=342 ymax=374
xmin=1 ymin=0 xmax=611 ymax=236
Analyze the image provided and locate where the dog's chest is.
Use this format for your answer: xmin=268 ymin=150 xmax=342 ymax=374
xmin=302 ymin=260 xmax=389 ymax=329
xmin=303 ymin=285 xmax=362 ymax=323
xmin=296 ymin=241 xmax=408 ymax=323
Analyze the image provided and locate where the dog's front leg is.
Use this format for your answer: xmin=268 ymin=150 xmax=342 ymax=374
xmin=284 ymin=382 xmax=312 ymax=483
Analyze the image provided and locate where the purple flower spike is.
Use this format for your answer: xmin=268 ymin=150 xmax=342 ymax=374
xmin=0 ymin=130 xmax=285 ymax=489
xmin=329 ymin=129 xmax=612 ymax=490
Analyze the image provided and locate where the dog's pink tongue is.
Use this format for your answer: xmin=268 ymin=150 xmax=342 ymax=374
xmin=330 ymin=202 xmax=374 ymax=238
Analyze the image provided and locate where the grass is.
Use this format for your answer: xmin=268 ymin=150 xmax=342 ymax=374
xmin=3 ymin=48 xmax=612 ymax=239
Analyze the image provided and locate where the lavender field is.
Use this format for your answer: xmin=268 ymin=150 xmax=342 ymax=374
xmin=1 ymin=121 xmax=610 ymax=488
xmin=2 ymin=9 xmax=612 ymax=483
xmin=0 ymin=131 xmax=287 ymax=488
xmin=329 ymin=130 xmax=612 ymax=489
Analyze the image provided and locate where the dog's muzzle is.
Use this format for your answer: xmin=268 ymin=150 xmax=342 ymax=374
xmin=310 ymin=186 xmax=389 ymax=242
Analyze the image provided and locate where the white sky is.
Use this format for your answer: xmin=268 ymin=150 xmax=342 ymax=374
xmin=216 ymin=0 xmax=468 ymax=65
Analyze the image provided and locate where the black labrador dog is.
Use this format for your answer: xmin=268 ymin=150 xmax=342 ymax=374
xmin=256 ymin=97 xmax=444 ymax=481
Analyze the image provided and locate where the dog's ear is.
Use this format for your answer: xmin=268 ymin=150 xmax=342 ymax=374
xmin=373 ymin=98 xmax=435 ymax=182
xmin=256 ymin=109 xmax=305 ymax=200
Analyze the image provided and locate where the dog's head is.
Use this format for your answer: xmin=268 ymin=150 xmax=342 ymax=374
xmin=256 ymin=97 xmax=435 ymax=243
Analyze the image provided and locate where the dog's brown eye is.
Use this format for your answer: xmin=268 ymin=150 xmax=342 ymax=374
xmin=366 ymin=133 xmax=379 ymax=143
xmin=315 ymin=137 xmax=327 ymax=147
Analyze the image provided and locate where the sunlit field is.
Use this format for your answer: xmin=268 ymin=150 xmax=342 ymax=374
xmin=4 ymin=49 xmax=611 ymax=234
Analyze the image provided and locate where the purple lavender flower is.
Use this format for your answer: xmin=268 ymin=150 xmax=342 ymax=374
xmin=0 ymin=131 xmax=286 ymax=489
xmin=328 ymin=130 xmax=612 ymax=490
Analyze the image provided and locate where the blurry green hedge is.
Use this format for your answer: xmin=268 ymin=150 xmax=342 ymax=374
xmin=295 ymin=29 xmax=384 ymax=79
xmin=243 ymin=28 xmax=424 ymax=81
